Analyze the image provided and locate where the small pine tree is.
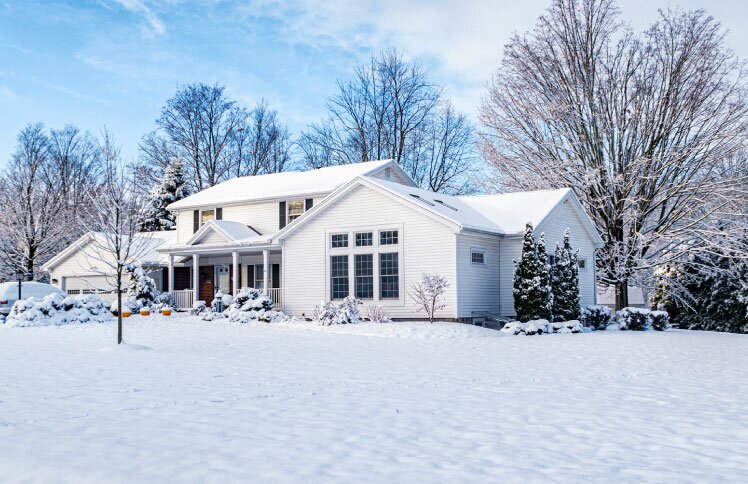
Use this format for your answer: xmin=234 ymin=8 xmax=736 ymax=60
xmin=513 ymin=223 xmax=552 ymax=321
xmin=138 ymin=159 xmax=189 ymax=232
xmin=125 ymin=263 xmax=159 ymax=305
xmin=551 ymin=228 xmax=581 ymax=321
xmin=536 ymin=232 xmax=553 ymax=320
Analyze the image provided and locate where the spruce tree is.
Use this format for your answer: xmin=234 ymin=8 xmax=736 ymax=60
xmin=513 ymin=223 xmax=552 ymax=321
xmin=536 ymin=232 xmax=553 ymax=320
xmin=551 ymin=228 xmax=581 ymax=321
xmin=138 ymin=159 xmax=189 ymax=232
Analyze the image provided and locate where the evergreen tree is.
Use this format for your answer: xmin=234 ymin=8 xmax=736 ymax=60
xmin=551 ymin=228 xmax=581 ymax=321
xmin=536 ymin=232 xmax=553 ymax=320
xmin=513 ymin=223 xmax=552 ymax=321
xmin=137 ymin=158 xmax=189 ymax=231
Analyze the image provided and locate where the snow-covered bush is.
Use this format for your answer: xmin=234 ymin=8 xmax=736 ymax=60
xmin=550 ymin=320 xmax=584 ymax=334
xmin=211 ymin=291 xmax=234 ymax=312
xmin=409 ymin=273 xmax=449 ymax=323
xmin=581 ymin=305 xmax=612 ymax=330
xmin=110 ymin=296 xmax=139 ymax=315
xmin=649 ymin=310 xmax=670 ymax=331
xmin=224 ymin=288 xmax=282 ymax=323
xmin=501 ymin=319 xmax=583 ymax=336
xmin=5 ymin=293 xmax=113 ymax=327
xmin=191 ymin=300 xmax=209 ymax=316
xmin=125 ymin=264 xmax=159 ymax=304
xmin=616 ymin=307 xmax=649 ymax=331
xmin=364 ymin=304 xmax=392 ymax=323
xmin=313 ymin=297 xmax=362 ymax=325
xmin=513 ymin=224 xmax=552 ymax=322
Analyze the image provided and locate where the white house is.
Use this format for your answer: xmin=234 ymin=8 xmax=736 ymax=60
xmin=43 ymin=159 xmax=603 ymax=321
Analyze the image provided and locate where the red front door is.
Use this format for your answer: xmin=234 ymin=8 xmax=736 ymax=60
xmin=198 ymin=265 xmax=214 ymax=302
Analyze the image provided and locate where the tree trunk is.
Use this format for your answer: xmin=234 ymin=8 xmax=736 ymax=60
xmin=117 ymin=274 xmax=123 ymax=345
xmin=615 ymin=281 xmax=629 ymax=311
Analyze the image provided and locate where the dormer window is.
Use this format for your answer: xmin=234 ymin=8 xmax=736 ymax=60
xmin=287 ymin=200 xmax=305 ymax=223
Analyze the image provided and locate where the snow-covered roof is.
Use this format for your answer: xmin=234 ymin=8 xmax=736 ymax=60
xmin=168 ymin=159 xmax=409 ymax=210
xmin=457 ymin=189 xmax=572 ymax=235
xmin=185 ymin=220 xmax=264 ymax=246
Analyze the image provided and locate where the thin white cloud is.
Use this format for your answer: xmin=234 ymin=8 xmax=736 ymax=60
xmin=0 ymin=85 xmax=17 ymax=99
xmin=115 ymin=0 xmax=166 ymax=36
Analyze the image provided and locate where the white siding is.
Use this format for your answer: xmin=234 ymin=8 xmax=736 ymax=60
xmin=173 ymin=197 xmax=327 ymax=243
xmin=368 ymin=166 xmax=413 ymax=186
xmin=499 ymin=199 xmax=598 ymax=317
xmin=195 ymin=230 xmax=228 ymax=246
xmin=455 ymin=233 xmax=501 ymax=317
xmin=282 ymin=184 xmax=458 ymax=319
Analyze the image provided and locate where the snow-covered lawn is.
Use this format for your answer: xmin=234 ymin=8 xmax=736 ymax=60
xmin=1 ymin=316 xmax=747 ymax=483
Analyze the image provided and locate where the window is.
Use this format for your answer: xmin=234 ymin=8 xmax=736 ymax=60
xmin=331 ymin=233 xmax=348 ymax=248
xmin=287 ymin=200 xmax=305 ymax=223
xmin=330 ymin=255 xmax=349 ymax=299
xmin=471 ymin=250 xmax=485 ymax=265
xmin=355 ymin=232 xmax=373 ymax=247
xmin=380 ymin=253 xmax=399 ymax=299
xmin=200 ymin=209 xmax=215 ymax=226
xmin=355 ymin=254 xmax=374 ymax=299
xmin=578 ymin=258 xmax=587 ymax=269
xmin=380 ymin=230 xmax=398 ymax=245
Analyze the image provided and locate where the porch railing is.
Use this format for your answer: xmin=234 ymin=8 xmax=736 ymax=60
xmin=267 ymin=288 xmax=282 ymax=310
xmin=171 ymin=289 xmax=195 ymax=310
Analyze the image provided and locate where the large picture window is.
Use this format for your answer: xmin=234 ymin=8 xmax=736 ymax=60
xmin=355 ymin=254 xmax=374 ymax=299
xmin=379 ymin=252 xmax=399 ymax=299
xmin=330 ymin=255 xmax=349 ymax=299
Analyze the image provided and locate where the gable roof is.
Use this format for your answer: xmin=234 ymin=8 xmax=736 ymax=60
xmin=185 ymin=220 xmax=264 ymax=246
xmin=41 ymin=230 xmax=179 ymax=272
xmin=167 ymin=159 xmax=414 ymax=210
xmin=275 ymin=177 xmax=603 ymax=247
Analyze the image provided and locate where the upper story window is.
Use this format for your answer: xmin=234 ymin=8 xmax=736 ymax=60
xmin=355 ymin=232 xmax=373 ymax=247
xmin=331 ymin=233 xmax=348 ymax=248
xmin=287 ymin=200 xmax=305 ymax=223
xmin=380 ymin=230 xmax=399 ymax=245
xmin=200 ymin=209 xmax=215 ymax=226
xmin=578 ymin=258 xmax=587 ymax=270
xmin=471 ymin=250 xmax=485 ymax=265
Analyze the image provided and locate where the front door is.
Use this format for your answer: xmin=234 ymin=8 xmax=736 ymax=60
xmin=198 ymin=265 xmax=214 ymax=301
xmin=215 ymin=266 xmax=230 ymax=294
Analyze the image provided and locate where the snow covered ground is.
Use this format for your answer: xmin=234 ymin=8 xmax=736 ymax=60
xmin=1 ymin=316 xmax=747 ymax=483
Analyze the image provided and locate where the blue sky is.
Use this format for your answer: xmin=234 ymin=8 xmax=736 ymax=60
xmin=1 ymin=0 xmax=746 ymax=165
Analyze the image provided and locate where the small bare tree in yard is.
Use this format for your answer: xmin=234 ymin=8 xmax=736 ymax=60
xmin=84 ymin=133 xmax=152 ymax=344
xmin=410 ymin=273 xmax=449 ymax=323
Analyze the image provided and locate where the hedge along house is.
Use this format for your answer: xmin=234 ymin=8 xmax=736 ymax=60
xmin=43 ymin=159 xmax=603 ymax=320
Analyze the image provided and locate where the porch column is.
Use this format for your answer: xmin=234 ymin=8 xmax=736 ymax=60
xmin=192 ymin=253 xmax=200 ymax=301
xmin=168 ymin=254 xmax=174 ymax=294
xmin=232 ymin=251 xmax=239 ymax=295
xmin=263 ymin=249 xmax=270 ymax=295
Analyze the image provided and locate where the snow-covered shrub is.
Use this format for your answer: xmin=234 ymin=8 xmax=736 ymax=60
xmin=110 ymin=296 xmax=139 ymax=315
xmin=649 ymin=310 xmax=670 ymax=331
xmin=313 ymin=297 xmax=362 ymax=325
xmin=550 ymin=320 xmax=584 ymax=334
xmin=191 ymin=300 xmax=208 ymax=316
xmin=125 ymin=264 xmax=159 ymax=305
xmin=364 ymin=304 xmax=392 ymax=323
xmin=6 ymin=293 xmax=113 ymax=327
xmin=616 ymin=307 xmax=650 ymax=331
xmin=502 ymin=319 xmax=582 ymax=336
xmin=223 ymin=288 xmax=282 ymax=323
xmin=150 ymin=293 xmax=172 ymax=314
xmin=581 ymin=305 xmax=612 ymax=330
xmin=409 ymin=273 xmax=449 ymax=323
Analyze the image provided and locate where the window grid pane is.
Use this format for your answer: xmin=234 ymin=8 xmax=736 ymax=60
xmin=331 ymin=234 xmax=348 ymax=248
xmin=355 ymin=254 xmax=373 ymax=299
xmin=355 ymin=232 xmax=373 ymax=247
xmin=472 ymin=251 xmax=485 ymax=264
xmin=330 ymin=255 xmax=349 ymax=299
xmin=380 ymin=230 xmax=399 ymax=245
xmin=379 ymin=252 xmax=399 ymax=299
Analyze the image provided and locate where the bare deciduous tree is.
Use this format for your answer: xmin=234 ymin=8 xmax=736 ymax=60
xmin=84 ymin=133 xmax=153 ymax=344
xmin=479 ymin=0 xmax=748 ymax=308
xmin=300 ymin=48 xmax=477 ymax=194
xmin=409 ymin=273 xmax=449 ymax=323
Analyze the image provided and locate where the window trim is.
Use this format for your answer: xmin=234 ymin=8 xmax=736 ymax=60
xmin=470 ymin=249 xmax=486 ymax=265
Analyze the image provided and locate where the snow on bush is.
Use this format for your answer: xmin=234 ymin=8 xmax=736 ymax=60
xmin=224 ymin=288 xmax=283 ymax=323
xmin=5 ymin=293 xmax=113 ymax=327
xmin=191 ymin=300 xmax=209 ymax=316
xmin=616 ymin=307 xmax=650 ymax=331
xmin=313 ymin=297 xmax=362 ymax=325
xmin=211 ymin=291 xmax=234 ymax=311
xmin=581 ymin=305 xmax=612 ymax=330
xmin=501 ymin=319 xmax=583 ymax=336
xmin=364 ymin=304 xmax=392 ymax=323
xmin=649 ymin=310 xmax=670 ymax=331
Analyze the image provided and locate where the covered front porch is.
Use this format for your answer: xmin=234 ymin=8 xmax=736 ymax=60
xmin=163 ymin=247 xmax=283 ymax=310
